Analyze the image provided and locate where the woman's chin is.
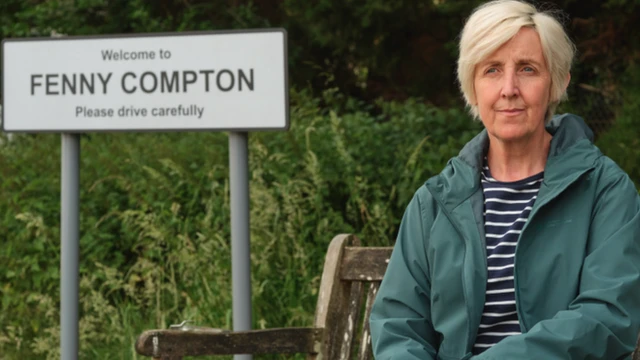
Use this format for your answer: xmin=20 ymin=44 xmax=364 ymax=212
xmin=490 ymin=128 xmax=533 ymax=143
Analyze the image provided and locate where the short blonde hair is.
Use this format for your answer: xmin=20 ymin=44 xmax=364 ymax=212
xmin=457 ymin=0 xmax=576 ymax=122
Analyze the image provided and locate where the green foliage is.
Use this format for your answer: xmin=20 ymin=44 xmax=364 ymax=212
xmin=0 ymin=90 xmax=479 ymax=359
xmin=595 ymin=66 xmax=640 ymax=187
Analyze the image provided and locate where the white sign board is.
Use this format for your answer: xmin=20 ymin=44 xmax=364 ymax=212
xmin=2 ymin=29 xmax=288 ymax=132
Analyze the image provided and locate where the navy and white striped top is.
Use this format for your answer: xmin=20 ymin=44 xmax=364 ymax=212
xmin=472 ymin=162 xmax=543 ymax=354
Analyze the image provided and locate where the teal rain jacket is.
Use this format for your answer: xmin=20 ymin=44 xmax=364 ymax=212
xmin=370 ymin=114 xmax=640 ymax=359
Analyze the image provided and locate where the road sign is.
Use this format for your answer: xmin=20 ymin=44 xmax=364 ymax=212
xmin=2 ymin=30 xmax=288 ymax=132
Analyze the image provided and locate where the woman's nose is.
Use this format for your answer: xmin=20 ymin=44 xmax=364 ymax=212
xmin=501 ymin=72 xmax=519 ymax=98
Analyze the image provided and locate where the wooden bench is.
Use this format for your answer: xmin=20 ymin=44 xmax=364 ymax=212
xmin=135 ymin=234 xmax=387 ymax=359
xmin=135 ymin=233 xmax=640 ymax=359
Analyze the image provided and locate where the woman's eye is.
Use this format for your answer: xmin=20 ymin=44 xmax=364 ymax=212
xmin=486 ymin=68 xmax=497 ymax=74
xmin=522 ymin=66 xmax=534 ymax=72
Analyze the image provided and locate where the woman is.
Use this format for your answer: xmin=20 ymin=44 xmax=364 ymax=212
xmin=369 ymin=1 xmax=640 ymax=359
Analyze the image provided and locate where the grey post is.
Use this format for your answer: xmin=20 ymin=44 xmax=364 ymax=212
xmin=61 ymin=133 xmax=80 ymax=360
xmin=229 ymin=132 xmax=252 ymax=360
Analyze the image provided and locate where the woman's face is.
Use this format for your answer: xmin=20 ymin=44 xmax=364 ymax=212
xmin=473 ymin=27 xmax=551 ymax=144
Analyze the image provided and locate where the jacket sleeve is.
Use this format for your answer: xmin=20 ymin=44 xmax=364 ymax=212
xmin=473 ymin=171 xmax=640 ymax=360
xmin=369 ymin=189 xmax=439 ymax=359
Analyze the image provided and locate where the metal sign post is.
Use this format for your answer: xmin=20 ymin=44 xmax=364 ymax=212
xmin=229 ymin=131 xmax=252 ymax=360
xmin=2 ymin=29 xmax=288 ymax=359
xmin=61 ymin=133 xmax=80 ymax=360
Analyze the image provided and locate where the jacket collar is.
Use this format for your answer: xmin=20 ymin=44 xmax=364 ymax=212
xmin=426 ymin=113 xmax=601 ymax=212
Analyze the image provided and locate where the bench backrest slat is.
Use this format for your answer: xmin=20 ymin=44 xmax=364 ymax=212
xmin=339 ymin=282 xmax=364 ymax=360
xmin=312 ymin=234 xmax=365 ymax=360
xmin=340 ymin=247 xmax=392 ymax=281
xmin=358 ymin=282 xmax=379 ymax=360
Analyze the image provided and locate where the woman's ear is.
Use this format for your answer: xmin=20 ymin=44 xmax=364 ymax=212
xmin=564 ymin=72 xmax=571 ymax=89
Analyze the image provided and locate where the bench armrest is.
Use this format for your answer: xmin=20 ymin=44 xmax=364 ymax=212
xmin=135 ymin=327 xmax=324 ymax=357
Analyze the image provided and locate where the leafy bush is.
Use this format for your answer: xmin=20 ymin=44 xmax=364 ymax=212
xmin=595 ymin=66 xmax=640 ymax=187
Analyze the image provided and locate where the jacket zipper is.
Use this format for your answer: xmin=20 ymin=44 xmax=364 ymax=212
xmin=426 ymin=186 xmax=487 ymax=354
